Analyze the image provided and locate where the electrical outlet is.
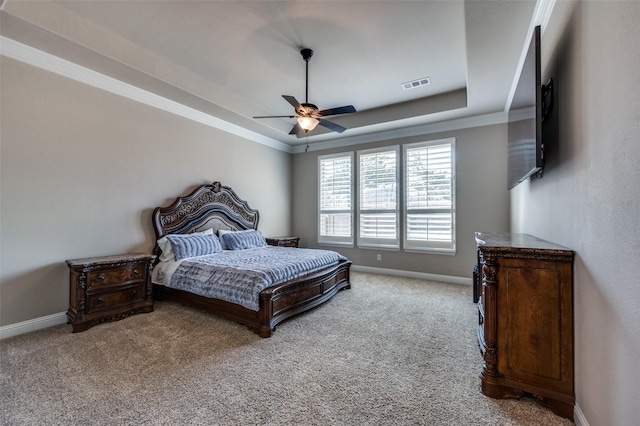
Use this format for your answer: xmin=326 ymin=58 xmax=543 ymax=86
xmin=376 ymin=254 xmax=382 ymax=261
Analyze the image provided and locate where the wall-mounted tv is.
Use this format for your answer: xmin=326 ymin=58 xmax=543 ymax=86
xmin=507 ymin=25 xmax=553 ymax=190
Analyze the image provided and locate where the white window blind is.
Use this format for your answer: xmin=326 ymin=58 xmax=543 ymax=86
xmin=318 ymin=153 xmax=353 ymax=246
xmin=358 ymin=146 xmax=399 ymax=249
xmin=404 ymin=139 xmax=455 ymax=252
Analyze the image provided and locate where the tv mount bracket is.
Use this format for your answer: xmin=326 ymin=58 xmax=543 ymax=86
xmin=541 ymin=78 xmax=554 ymax=122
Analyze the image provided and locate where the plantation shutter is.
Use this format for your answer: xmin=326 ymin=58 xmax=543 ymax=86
xmin=404 ymin=140 xmax=455 ymax=252
xmin=358 ymin=146 xmax=399 ymax=249
xmin=318 ymin=153 xmax=353 ymax=245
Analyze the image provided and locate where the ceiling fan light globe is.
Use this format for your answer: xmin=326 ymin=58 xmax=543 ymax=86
xmin=297 ymin=116 xmax=319 ymax=132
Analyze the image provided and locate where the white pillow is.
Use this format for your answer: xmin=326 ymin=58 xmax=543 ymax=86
xmin=157 ymin=228 xmax=213 ymax=262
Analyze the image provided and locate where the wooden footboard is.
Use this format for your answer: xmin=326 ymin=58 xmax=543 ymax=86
xmin=257 ymin=259 xmax=351 ymax=337
xmin=154 ymin=260 xmax=351 ymax=337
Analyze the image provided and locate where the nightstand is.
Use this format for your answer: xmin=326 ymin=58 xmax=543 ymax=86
xmin=266 ymin=236 xmax=300 ymax=248
xmin=66 ymin=253 xmax=156 ymax=332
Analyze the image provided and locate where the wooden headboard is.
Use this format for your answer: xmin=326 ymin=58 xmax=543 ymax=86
xmin=152 ymin=181 xmax=260 ymax=255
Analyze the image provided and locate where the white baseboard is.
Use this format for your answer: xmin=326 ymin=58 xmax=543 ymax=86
xmin=574 ymin=403 xmax=589 ymax=426
xmin=351 ymin=265 xmax=473 ymax=286
xmin=0 ymin=312 xmax=67 ymax=340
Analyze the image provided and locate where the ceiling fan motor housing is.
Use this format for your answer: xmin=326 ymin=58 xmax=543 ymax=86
xmin=301 ymin=48 xmax=314 ymax=62
xmin=300 ymin=103 xmax=318 ymax=115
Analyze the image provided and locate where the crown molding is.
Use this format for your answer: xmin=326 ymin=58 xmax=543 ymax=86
xmin=0 ymin=36 xmax=293 ymax=154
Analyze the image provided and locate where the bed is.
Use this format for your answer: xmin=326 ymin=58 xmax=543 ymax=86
xmin=151 ymin=181 xmax=352 ymax=337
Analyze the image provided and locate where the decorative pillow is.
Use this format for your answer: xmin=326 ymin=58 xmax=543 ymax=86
xmin=218 ymin=228 xmax=259 ymax=250
xmin=157 ymin=228 xmax=214 ymax=262
xmin=221 ymin=229 xmax=267 ymax=250
xmin=217 ymin=228 xmax=234 ymax=250
xmin=165 ymin=232 xmax=222 ymax=261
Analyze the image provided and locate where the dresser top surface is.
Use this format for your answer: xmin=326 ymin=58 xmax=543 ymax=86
xmin=475 ymin=232 xmax=572 ymax=252
xmin=66 ymin=253 xmax=156 ymax=268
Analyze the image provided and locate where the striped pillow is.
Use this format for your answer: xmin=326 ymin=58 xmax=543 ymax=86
xmin=166 ymin=233 xmax=222 ymax=260
xmin=157 ymin=228 xmax=213 ymax=262
xmin=221 ymin=229 xmax=267 ymax=250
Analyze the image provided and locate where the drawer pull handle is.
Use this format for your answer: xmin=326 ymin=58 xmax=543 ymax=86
xmin=131 ymin=269 xmax=139 ymax=277
xmin=130 ymin=290 xmax=137 ymax=297
xmin=95 ymin=275 xmax=105 ymax=283
xmin=95 ymin=297 xmax=104 ymax=305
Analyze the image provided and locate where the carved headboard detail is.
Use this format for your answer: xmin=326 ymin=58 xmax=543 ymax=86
xmin=152 ymin=182 xmax=260 ymax=255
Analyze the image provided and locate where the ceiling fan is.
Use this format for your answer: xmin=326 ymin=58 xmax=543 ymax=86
xmin=253 ymin=48 xmax=356 ymax=137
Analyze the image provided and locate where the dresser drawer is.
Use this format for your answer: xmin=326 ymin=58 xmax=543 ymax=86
xmin=87 ymin=284 xmax=145 ymax=311
xmin=88 ymin=263 xmax=146 ymax=289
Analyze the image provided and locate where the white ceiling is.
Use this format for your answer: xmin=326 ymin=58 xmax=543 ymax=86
xmin=1 ymin=0 xmax=545 ymax=149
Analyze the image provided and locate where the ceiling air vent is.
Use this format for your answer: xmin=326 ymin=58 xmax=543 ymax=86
xmin=402 ymin=77 xmax=431 ymax=90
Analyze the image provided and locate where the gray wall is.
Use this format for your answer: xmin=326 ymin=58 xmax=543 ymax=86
xmin=0 ymin=57 xmax=292 ymax=326
xmin=511 ymin=1 xmax=640 ymax=424
xmin=292 ymin=124 xmax=510 ymax=279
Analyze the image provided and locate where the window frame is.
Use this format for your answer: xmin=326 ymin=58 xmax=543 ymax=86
xmin=402 ymin=138 xmax=456 ymax=254
xmin=356 ymin=145 xmax=400 ymax=250
xmin=317 ymin=152 xmax=354 ymax=247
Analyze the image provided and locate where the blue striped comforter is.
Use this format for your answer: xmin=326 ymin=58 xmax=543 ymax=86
xmin=169 ymin=246 xmax=347 ymax=311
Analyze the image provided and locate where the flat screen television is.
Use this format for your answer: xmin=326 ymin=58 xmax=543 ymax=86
xmin=507 ymin=25 xmax=552 ymax=190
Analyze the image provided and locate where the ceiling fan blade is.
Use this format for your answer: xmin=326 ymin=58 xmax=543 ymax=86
xmin=289 ymin=122 xmax=302 ymax=135
xmin=282 ymin=95 xmax=305 ymax=115
xmin=316 ymin=105 xmax=356 ymax=117
xmin=317 ymin=118 xmax=347 ymax=133
xmin=253 ymin=115 xmax=296 ymax=119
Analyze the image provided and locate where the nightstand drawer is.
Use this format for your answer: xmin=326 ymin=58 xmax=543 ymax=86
xmin=87 ymin=284 xmax=145 ymax=311
xmin=88 ymin=263 xmax=146 ymax=289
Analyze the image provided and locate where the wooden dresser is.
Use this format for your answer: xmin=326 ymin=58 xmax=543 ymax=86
xmin=66 ymin=253 xmax=156 ymax=332
xmin=475 ymin=232 xmax=574 ymax=420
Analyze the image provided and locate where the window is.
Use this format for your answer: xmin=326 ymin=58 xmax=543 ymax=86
xmin=404 ymin=139 xmax=455 ymax=252
xmin=317 ymin=138 xmax=455 ymax=254
xmin=357 ymin=146 xmax=399 ymax=249
xmin=318 ymin=153 xmax=353 ymax=246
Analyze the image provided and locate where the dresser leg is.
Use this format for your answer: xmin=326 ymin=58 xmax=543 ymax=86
xmin=533 ymin=394 xmax=575 ymax=421
xmin=480 ymin=370 xmax=524 ymax=399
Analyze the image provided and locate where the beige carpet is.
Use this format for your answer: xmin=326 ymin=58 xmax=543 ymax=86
xmin=0 ymin=272 xmax=574 ymax=425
